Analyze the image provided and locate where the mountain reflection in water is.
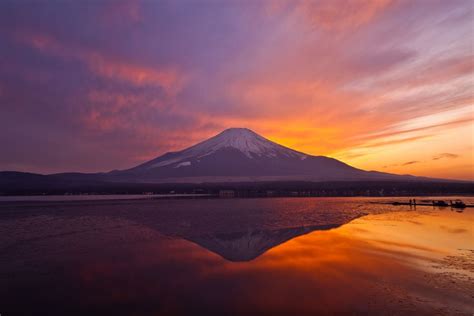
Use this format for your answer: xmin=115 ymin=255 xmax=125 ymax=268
xmin=0 ymin=197 xmax=473 ymax=315
xmin=187 ymin=224 xmax=342 ymax=261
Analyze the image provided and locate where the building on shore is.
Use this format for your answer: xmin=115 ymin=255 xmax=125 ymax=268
xmin=219 ymin=190 xmax=235 ymax=198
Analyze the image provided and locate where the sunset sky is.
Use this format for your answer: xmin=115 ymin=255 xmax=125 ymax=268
xmin=0 ymin=0 xmax=472 ymax=180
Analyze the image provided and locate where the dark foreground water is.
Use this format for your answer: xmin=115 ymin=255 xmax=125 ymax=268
xmin=0 ymin=197 xmax=473 ymax=315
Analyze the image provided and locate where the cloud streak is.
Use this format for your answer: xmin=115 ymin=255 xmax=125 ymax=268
xmin=402 ymin=161 xmax=421 ymax=166
xmin=17 ymin=31 xmax=186 ymax=94
xmin=433 ymin=153 xmax=459 ymax=161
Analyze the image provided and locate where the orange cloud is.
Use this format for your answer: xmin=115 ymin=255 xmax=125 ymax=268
xmin=87 ymin=53 xmax=184 ymax=94
xmin=17 ymin=31 xmax=186 ymax=94
xmin=299 ymin=0 xmax=394 ymax=30
xmin=352 ymin=117 xmax=473 ymax=143
xmin=360 ymin=135 xmax=433 ymax=149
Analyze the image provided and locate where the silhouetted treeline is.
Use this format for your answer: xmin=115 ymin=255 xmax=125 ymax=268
xmin=0 ymin=171 xmax=472 ymax=197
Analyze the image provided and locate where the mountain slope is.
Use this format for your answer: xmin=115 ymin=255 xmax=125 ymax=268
xmin=110 ymin=128 xmax=420 ymax=183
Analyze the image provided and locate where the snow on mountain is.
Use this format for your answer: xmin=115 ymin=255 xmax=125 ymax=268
xmin=188 ymin=128 xmax=306 ymax=159
xmin=113 ymin=127 xmax=419 ymax=183
xmin=149 ymin=128 xmax=306 ymax=169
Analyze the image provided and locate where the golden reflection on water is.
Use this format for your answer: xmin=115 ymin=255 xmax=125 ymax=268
xmin=2 ymin=202 xmax=472 ymax=315
xmin=74 ymin=208 xmax=473 ymax=315
xmin=211 ymin=208 xmax=473 ymax=314
xmin=341 ymin=209 xmax=473 ymax=250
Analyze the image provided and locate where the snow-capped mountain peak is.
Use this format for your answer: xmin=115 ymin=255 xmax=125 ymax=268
xmin=117 ymin=127 xmax=419 ymax=183
xmin=187 ymin=128 xmax=306 ymax=159
xmin=145 ymin=128 xmax=307 ymax=169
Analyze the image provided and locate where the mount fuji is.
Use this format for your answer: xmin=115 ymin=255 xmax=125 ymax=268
xmin=109 ymin=128 xmax=419 ymax=183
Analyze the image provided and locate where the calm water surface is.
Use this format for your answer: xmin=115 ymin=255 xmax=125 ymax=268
xmin=0 ymin=197 xmax=473 ymax=315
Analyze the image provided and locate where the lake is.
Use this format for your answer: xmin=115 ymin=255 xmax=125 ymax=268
xmin=0 ymin=197 xmax=473 ymax=315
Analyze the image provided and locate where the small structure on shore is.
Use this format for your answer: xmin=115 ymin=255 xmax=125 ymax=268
xmin=379 ymin=199 xmax=471 ymax=208
xmin=219 ymin=190 xmax=235 ymax=198
xmin=450 ymin=200 xmax=466 ymax=209
xmin=433 ymin=200 xmax=449 ymax=207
